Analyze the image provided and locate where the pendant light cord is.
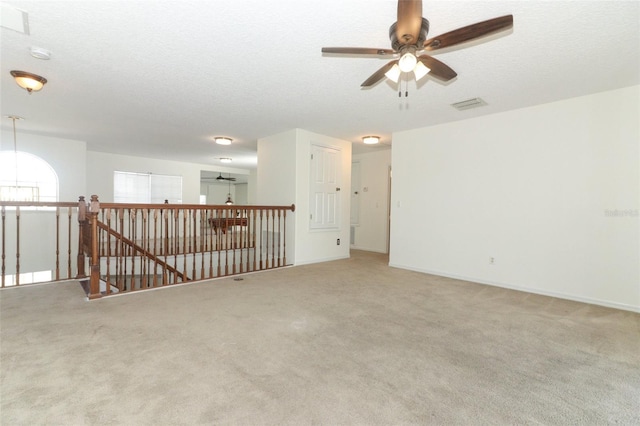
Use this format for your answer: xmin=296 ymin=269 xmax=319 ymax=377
xmin=12 ymin=117 xmax=19 ymax=190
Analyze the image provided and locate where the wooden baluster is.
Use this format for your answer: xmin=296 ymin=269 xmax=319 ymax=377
xmin=232 ymin=208 xmax=237 ymax=275
xmin=77 ymin=196 xmax=87 ymax=279
xmin=118 ymin=208 xmax=125 ymax=291
xmin=277 ymin=209 xmax=282 ymax=267
xmin=238 ymin=208 xmax=242 ymax=272
xmin=283 ymin=209 xmax=287 ymax=266
xmin=67 ymin=206 xmax=72 ymax=279
xmin=271 ymin=209 xmax=276 ymax=269
xmin=165 ymin=207 xmax=170 ymax=257
xmin=191 ymin=208 xmax=196 ymax=279
xmin=153 ymin=209 xmax=158 ymax=287
xmin=207 ymin=210 xmax=214 ymax=278
xmin=224 ymin=207 xmax=229 ymax=276
xmin=173 ymin=208 xmax=178 ymax=283
xmin=141 ymin=209 xmax=148 ymax=289
xmin=182 ymin=208 xmax=187 ymax=281
xmin=1 ymin=206 xmax=5 ymax=287
xmin=162 ymin=209 xmax=169 ymax=285
xmin=130 ymin=209 xmax=137 ymax=291
xmin=259 ymin=209 xmax=264 ymax=270
xmin=199 ymin=209 xmax=205 ymax=280
xmin=251 ymin=209 xmax=256 ymax=272
xmin=105 ymin=208 xmax=112 ymax=294
xmin=55 ymin=207 xmax=60 ymax=280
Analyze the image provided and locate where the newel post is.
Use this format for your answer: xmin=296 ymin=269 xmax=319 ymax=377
xmin=76 ymin=196 xmax=87 ymax=279
xmin=88 ymin=195 xmax=102 ymax=300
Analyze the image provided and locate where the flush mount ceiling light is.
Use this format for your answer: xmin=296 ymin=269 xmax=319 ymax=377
xmin=219 ymin=157 xmax=232 ymax=163
xmin=363 ymin=136 xmax=380 ymax=145
xmin=214 ymin=137 xmax=232 ymax=145
xmin=10 ymin=70 xmax=47 ymax=93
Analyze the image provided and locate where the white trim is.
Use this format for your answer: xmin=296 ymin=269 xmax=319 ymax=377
xmin=294 ymin=255 xmax=349 ymax=266
xmin=388 ymin=262 xmax=640 ymax=314
xmin=350 ymin=245 xmax=388 ymax=254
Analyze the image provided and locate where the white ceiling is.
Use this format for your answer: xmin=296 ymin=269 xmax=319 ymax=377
xmin=1 ymin=1 xmax=639 ymax=170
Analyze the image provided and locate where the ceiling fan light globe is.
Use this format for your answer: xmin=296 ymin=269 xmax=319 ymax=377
xmin=413 ymin=61 xmax=431 ymax=81
xmin=398 ymin=52 xmax=417 ymax=73
xmin=384 ymin=64 xmax=401 ymax=83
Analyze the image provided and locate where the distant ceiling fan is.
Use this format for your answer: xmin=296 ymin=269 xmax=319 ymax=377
xmin=321 ymin=0 xmax=513 ymax=88
xmin=202 ymin=172 xmax=236 ymax=182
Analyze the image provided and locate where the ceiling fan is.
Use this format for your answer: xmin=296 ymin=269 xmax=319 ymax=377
xmin=202 ymin=173 xmax=236 ymax=182
xmin=321 ymin=0 xmax=513 ymax=88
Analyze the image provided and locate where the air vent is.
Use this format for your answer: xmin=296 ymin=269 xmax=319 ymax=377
xmin=451 ymin=97 xmax=487 ymax=111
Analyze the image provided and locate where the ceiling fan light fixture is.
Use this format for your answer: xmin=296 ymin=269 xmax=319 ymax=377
xmin=10 ymin=70 xmax=47 ymax=93
xmin=363 ymin=136 xmax=380 ymax=145
xmin=384 ymin=64 xmax=401 ymax=83
xmin=214 ymin=137 xmax=232 ymax=145
xmin=398 ymin=52 xmax=417 ymax=73
xmin=413 ymin=61 xmax=431 ymax=81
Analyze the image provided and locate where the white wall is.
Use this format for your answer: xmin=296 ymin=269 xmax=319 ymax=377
xmin=86 ymin=151 xmax=248 ymax=204
xmin=200 ymin=182 xmax=237 ymax=205
xmin=294 ymin=129 xmax=352 ymax=264
xmin=257 ymin=129 xmax=352 ymax=265
xmin=390 ymin=86 xmax=640 ymax=312
xmin=257 ymin=129 xmax=298 ymax=264
xmin=0 ymin=131 xmax=87 ymax=201
xmin=352 ymin=149 xmax=391 ymax=253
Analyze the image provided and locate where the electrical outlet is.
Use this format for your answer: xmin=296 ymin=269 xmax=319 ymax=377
xmin=489 ymin=257 xmax=495 ymax=265
xmin=337 ymin=238 xmax=340 ymax=245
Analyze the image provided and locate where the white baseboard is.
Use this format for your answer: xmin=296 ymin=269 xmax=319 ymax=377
xmin=349 ymin=245 xmax=388 ymax=254
xmin=294 ymin=254 xmax=350 ymax=266
xmin=388 ymin=262 xmax=640 ymax=314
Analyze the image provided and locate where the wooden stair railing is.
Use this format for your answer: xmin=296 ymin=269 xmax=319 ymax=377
xmin=96 ymin=220 xmax=188 ymax=288
xmin=81 ymin=195 xmax=295 ymax=300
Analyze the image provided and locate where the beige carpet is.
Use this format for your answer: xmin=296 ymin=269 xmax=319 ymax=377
xmin=1 ymin=250 xmax=639 ymax=425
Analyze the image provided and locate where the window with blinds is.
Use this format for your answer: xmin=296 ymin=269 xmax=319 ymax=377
xmin=113 ymin=171 xmax=182 ymax=204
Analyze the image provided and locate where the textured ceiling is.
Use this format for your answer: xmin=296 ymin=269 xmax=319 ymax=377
xmin=1 ymin=1 xmax=639 ymax=171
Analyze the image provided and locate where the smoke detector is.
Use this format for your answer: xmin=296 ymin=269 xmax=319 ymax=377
xmin=30 ymin=47 xmax=51 ymax=60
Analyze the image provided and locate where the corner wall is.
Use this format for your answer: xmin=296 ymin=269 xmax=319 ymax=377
xmin=390 ymin=86 xmax=640 ymax=312
xmin=257 ymin=129 xmax=352 ymax=266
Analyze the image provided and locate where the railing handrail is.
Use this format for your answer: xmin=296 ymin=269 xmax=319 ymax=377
xmin=98 ymin=203 xmax=296 ymax=211
xmin=1 ymin=196 xmax=294 ymax=299
xmin=0 ymin=201 xmax=78 ymax=208
xmin=96 ymin=220 xmax=187 ymax=281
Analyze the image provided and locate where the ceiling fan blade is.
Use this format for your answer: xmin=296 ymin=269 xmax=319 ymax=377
xmin=396 ymin=0 xmax=423 ymax=45
xmin=417 ymin=55 xmax=457 ymax=81
xmin=322 ymin=47 xmax=395 ymax=56
xmin=361 ymin=60 xmax=398 ymax=87
xmin=422 ymin=15 xmax=513 ymax=51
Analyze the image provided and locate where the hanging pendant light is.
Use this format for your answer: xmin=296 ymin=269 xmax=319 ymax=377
xmin=224 ymin=174 xmax=233 ymax=205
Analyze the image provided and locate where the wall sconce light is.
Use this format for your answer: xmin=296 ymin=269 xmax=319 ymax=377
xmin=10 ymin=70 xmax=47 ymax=93
xmin=363 ymin=136 xmax=380 ymax=145
xmin=215 ymin=137 xmax=232 ymax=145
